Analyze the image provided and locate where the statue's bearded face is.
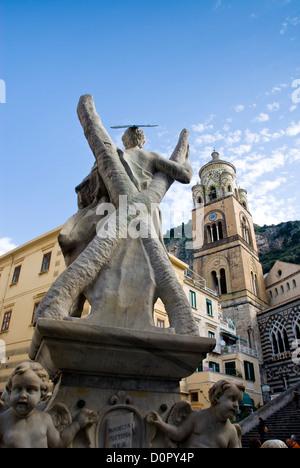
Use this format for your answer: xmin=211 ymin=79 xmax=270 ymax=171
xmin=122 ymin=128 xmax=146 ymax=150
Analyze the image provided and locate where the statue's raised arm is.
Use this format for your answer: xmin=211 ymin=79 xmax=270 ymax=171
xmin=77 ymin=94 xmax=138 ymax=205
xmin=31 ymin=95 xmax=198 ymax=338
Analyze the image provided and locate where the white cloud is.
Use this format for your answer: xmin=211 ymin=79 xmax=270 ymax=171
xmin=194 ymin=130 xmax=224 ymax=146
xmin=267 ymin=102 xmax=280 ymax=111
xmin=232 ymin=149 xmax=285 ymax=187
xmin=213 ymin=0 xmax=222 ymax=11
xmin=280 ymin=22 xmax=288 ymax=35
xmin=255 ymin=177 xmax=287 ymax=197
xmin=235 ymin=105 xmax=245 ymax=113
xmin=250 ymin=194 xmax=297 ymax=226
xmin=0 ymin=238 xmax=17 ymax=256
xmin=245 ymin=129 xmax=260 ymax=144
xmin=280 ymin=16 xmax=300 ymax=35
xmin=225 ymin=130 xmax=242 ymax=146
xmin=230 ymin=144 xmax=251 ymax=156
xmin=259 ymin=127 xmax=285 ymax=142
xmin=286 ymin=120 xmax=300 ymax=136
xmin=161 ymin=183 xmax=193 ymax=233
xmin=191 ymin=123 xmax=213 ymax=133
xmin=252 ymin=112 xmax=270 ymax=122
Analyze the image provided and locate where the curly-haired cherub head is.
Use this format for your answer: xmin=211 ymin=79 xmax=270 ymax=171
xmin=208 ymin=379 xmax=245 ymax=421
xmin=6 ymin=361 xmax=51 ymax=401
xmin=122 ymin=127 xmax=146 ymax=150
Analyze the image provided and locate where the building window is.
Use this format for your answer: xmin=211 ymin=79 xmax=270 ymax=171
xmin=11 ymin=265 xmax=21 ymax=284
xmin=209 ymin=186 xmax=217 ymax=201
xmin=209 ymin=361 xmax=220 ymax=373
xmin=220 ymin=269 xmax=227 ymax=295
xmin=218 ymin=221 xmax=224 ymax=240
xmin=189 ymin=290 xmax=197 ymax=308
xmin=32 ymin=303 xmax=40 ymax=324
xmin=293 ymin=279 xmax=297 ymax=288
xmin=1 ymin=311 xmax=12 ymax=332
xmin=157 ymin=318 xmax=165 ymax=328
xmin=244 ymin=361 xmax=255 ymax=381
xmin=206 ymin=299 xmax=213 ymax=316
xmin=41 ymin=252 xmax=52 ymax=272
xmin=287 ymin=282 xmax=290 ymax=291
xmin=208 ymin=331 xmax=215 ymax=339
xmin=190 ymin=392 xmax=199 ymax=402
xmin=292 ymin=313 xmax=300 ymax=340
xmin=270 ymin=321 xmax=290 ymax=355
xmin=251 ymin=272 xmax=258 ymax=296
xmin=211 ymin=270 xmax=218 ymax=293
xmin=225 ymin=361 xmax=236 ymax=377
xmin=241 ymin=216 xmax=252 ymax=246
xmin=207 ymin=222 xmax=224 ymax=243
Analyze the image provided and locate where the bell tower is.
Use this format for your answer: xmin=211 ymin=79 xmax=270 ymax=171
xmin=192 ymin=151 xmax=268 ymax=354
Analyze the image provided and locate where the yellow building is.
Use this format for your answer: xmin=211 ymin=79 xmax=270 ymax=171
xmin=0 ymin=227 xmax=65 ymax=390
xmin=264 ymin=260 xmax=300 ymax=307
xmin=0 ymin=226 xmax=263 ymax=410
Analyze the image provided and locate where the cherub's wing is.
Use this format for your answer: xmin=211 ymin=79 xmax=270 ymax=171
xmin=167 ymin=401 xmax=192 ymax=427
xmin=47 ymin=402 xmax=72 ymax=433
xmin=234 ymin=424 xmax=243 ymax=447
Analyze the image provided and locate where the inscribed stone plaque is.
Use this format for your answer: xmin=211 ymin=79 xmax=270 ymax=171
xmin=106 ymin=412 xmax=134 ymax=448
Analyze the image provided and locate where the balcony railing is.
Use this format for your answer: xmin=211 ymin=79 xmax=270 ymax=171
xmin=184 ymin=268 xmax=218 ymax=296
xmin=222 ymin=343 xmax=258 ymax=357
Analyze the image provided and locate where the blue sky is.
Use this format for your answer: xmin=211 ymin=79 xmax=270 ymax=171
xmin=0 ymin=0 xmax=299 ymax=254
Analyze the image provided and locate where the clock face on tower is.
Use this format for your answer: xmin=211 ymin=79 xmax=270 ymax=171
xmin=209 ymin=213 xmax=217 ymax=221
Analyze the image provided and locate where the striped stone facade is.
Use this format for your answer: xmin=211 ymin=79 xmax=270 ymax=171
xmin=257 ymin=296 xmax=300 ymax=394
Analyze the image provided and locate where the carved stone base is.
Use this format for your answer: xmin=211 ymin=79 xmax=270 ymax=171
xmin=29 ymin=319 xmax=215 ymax=448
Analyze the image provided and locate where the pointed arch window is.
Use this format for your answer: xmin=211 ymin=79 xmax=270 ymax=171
xmin=251 ymin=271 xmax=259 ymax=296
xmin=269 ymin=321 xmax=290 ymax=355
xmin=292 ymin=312 xmax=300 ymax=340
xmin=241 ymin=215 xmax=252 ymax=246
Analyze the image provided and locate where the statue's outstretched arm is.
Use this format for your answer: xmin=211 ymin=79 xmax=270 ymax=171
xmin=77 ymin=95 xmax=137 ymax=206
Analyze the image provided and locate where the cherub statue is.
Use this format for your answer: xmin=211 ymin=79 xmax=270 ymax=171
xmin=0 ymin=362 xmax=98 ymax=448
xmin=147 ymin=379 xmax=245 ymax=448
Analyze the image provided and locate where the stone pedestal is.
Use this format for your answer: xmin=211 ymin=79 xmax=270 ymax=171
xmin=29 ymin=319 xmax=215 ymax=448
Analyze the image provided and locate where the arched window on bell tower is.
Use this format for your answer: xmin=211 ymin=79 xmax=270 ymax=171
xmin=218 ymin=221 xmax=223 ymax=240
xmin=241 ymin=215 xmax=253 ymax=247
xmin=209 ymin=186 xmax=217 ymax=202
xmin=220 ymin=269 xmax=227 ymax=295
xmin=211 ymin=270 xmax=218 ymax=294
xmin=210 ymin=268 xmax=227 ymax=295
xmin=251 ymin=271 xmax=259 ymax=296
